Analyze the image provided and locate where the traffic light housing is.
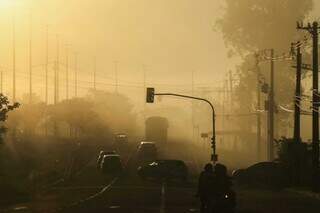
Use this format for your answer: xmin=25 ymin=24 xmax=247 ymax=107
xmin=146 ymin=88 xmax=155 ymax=103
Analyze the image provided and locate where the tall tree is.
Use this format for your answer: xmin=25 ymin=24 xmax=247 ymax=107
xmin=216 ymin=0 xmax=313 ymax=55
xmin=215 ymin=0 xmax=314 ymax=139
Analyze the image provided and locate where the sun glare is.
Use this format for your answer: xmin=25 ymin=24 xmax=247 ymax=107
xmin=0 ymin=0 xmax=15 ymax=8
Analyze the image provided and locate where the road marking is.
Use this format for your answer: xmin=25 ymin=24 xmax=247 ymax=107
xmin=51 ymin=184 xmax=196 ymax=191
xmin=109 ymin=206 xmax=121 ymax=209
xmin=12 ymin=206 xmax=29 ymax=211
xmin=160 ymin=181 xmax=166 ymax=213
xmin=93 ymin=177 xmax=118 ymax=197
xmin=51 ymin=186 xmax=103 ymax=190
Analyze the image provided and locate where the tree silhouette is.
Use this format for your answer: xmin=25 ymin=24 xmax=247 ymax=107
xmin=0 ymin=94 xmax=19 ymax=144
xmin=215 ymin=0 xmax=313 ymax=138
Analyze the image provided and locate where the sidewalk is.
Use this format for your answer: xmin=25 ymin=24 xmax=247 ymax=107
xmin=286 ymin=188 xmax=320 ymax=200
xmin=236 ymin=187 xmax=320 ymax=213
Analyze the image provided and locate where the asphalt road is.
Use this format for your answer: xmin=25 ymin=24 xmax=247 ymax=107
xmin=61 ymin=177 xmax=199 ymax=213
xmin=57 ymin=141 xmax=201 ymax=213
xmin=4 ymin=141 xmax=320 ymax=213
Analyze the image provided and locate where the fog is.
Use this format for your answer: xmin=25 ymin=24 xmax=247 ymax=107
xmin=0 ymin=0 xmax=320 ymax=171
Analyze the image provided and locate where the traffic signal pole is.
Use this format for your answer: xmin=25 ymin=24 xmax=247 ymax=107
xmin=146 ymin=88 xmax=217 ymax=163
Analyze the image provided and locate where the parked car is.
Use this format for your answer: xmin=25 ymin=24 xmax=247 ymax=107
xmin=137 ymin=141 xmax=157 ymax=161
xmin=137 ymin=160 xmax=188 ymax=181
xmin=100 ymin=154 xmax=123 ymax=174
xmin=232 ymin=162 xmax=288 ymax=188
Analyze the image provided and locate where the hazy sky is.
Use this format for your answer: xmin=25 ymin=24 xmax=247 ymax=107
xmin=0 ymin=0 xmax=233 ymax=101
xmin=0 ymin=0 xmax=319 ymax=104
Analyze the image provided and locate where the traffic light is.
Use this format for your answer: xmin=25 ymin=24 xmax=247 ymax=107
xmin=146 ymin=87 xmax=155 ymax=103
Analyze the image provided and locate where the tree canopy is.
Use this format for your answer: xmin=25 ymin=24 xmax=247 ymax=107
xmin=216 ymin=0 xmax=313 ymax=55
xmin=215 ymin=0 xmax=314 ymax=139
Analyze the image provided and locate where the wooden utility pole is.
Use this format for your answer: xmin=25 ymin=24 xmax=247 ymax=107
xmin=255 ymin=53 xmax=262 ymax=161
xmin=268 ymin=49 xmax=275 ymax=161
xmin=143 ymin=65 xmax=147 ymax=122
xmin=29 ymin=11 xmax=32 ymax=103
xmin=56 ymin=35 xmax=60 ymax=103
xmin=0 ymin=69 xmax=3 ymax=94
xmin=45 ymin=25 xmax=49 ymax=104
xmin=114 ymin=61 xmax=118 ymax=93
xmin=311 ymin=22 xmax=320 ymax=192
xmin=297 ymin=21 xmax=320 ymax=192
xmin=74 ymin=53 xmax=78 ymax=97
xmin=66 ymin=45 xmax=69 ymax=100
xmin=12 ymin=12 xmax=16 ymax=102
xmin=229 ymin=70 xmax=233 ymax=104
xmin=294 ymin=42 xmax=302 ymax=142
xmin=192 ymin=71 xmax=195 ymax=144
xmin=54 ymin=35 xmax=60 ymax=104
xmin=93 ymin=56 xmax=96 ymax=90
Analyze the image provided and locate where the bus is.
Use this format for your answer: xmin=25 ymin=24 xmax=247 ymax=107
xmin=145 ymin=116 xmax=169 ymax=143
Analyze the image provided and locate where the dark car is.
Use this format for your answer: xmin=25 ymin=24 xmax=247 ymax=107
xmin=97 ymin=150 xmax=116 ymax=168
xmin=137 ymin=141 xmax=157 ymax=162
xmin=137 ymin=160 xmax=188 ymax=181
xmin=232 ymin=162 xmax=288 ymax=188
xmin=100 ymin=154 xmax=123 ymax=174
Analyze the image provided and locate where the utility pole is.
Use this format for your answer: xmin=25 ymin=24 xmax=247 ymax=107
xmin=12 ymin=12 xmax=16 ymax=102
xmin=53 ymin=35 xmax=60 ymax=137
xmin=114 ymin=61 xmax=118 ymax=93
xmin=54 ymin=61 xmax=57 ymax=104
xmin=229 ymin=70 xmax=233 ymax=108
xmin=192 ymin=70 xmax=195 ymax=144
xmin=255 ymin=53 xmax=262 ymax=161
xmin=0 ymin=69 xmax=3 ymax=94
xmin=56 ymin=35 xmax=60 ymax=103
xmin=311 ymin=23 xmax=319 ymax=192
xmin=53 ymin=35 xmax=59 ymax=105
xmin=66 ymin=45 xmax=69 ymax=100
xmin=45 ymin=25 xmax=49 ymax=104
xmin=268 ymin=49 xmax=275 ymax=161
xmin=229 ymin=71 xmax=234 ymax=147
xmin=222 ymin=81 xmax=226 ymax=133
xmin=93 ymin=56 xmax=96 ymax=90
xmin=143 ymin=65 xmax=146 ymax=122
xmin=293 ymin=42 xmax=302 ymax=143
xmin=297 ymin=21 xmax=320 ymax=192
xmin=74 ymin=53 xmax=78 ymax=97
xmin=257 ymin=48 xmax=278 ymax=161
xmin=29 ymin=11 xmax=32 ymax=104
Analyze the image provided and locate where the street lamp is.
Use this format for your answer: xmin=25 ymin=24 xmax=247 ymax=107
xmin=146 ymin=87 xmax=218 ymax=163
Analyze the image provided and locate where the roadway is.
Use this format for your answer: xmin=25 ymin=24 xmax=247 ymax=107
xmin=58 ymin=141 xmax=201 ymax=213
xmin=5 ymin=141 xmax=320 ymax=213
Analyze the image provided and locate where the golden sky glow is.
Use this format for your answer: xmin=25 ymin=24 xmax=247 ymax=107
xmin=0 ymin=0 xmax=318 ymax=107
